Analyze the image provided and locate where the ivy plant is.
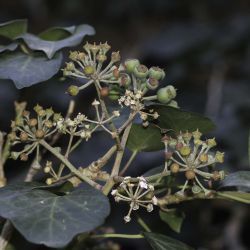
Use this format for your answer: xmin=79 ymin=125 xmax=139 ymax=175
xmin=0 ymin=19 xmax=249 ymax=250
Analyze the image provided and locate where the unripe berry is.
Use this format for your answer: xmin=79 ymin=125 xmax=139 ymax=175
xmin=180 ymin=146 xmax=191 ymax=156
xmin=192 ymin=185 xmax=201 ymax=194
xmin=46 ymin=178 xmax=53 ymax=185
xmin=148 ymin=66 xmax=165 ymax=80
xmin=29 ymin=118 xmax=38 ymax=127
xmin=108 ymin=90 xmax=120 ymax=101
xmin=124 ymin=59 xmax=140 ymax=73
xmin=83 ymin=65 xmax=95 ymax=76
xmin=157 ymin=85 xmax=177 ymax=104
xmin=20 ymin=132 xmax=29 ymax=142
xmin=185 ymin=170 xmax=195 ymax=180
xmin=199 ymin=153 xmax=208 ymax=163
xmin=100 ymin=87 xmax=109 ymax=97
xmin=44 ymin=166 xmax=51 ymax=173
xmin=133 ymin=64 xmax=148 ymax=78
xmin=170 ymin=163 xmax=180 ymax=173
xmin=146 ymin=77 xmax=159 ymax=90
xmin=67 ymin=85 xmax=79 ymax=96
xmin=119 ymin=73 xmax=131 ymax=87
xmin=35 ymin=129 xmax=45 ymax=139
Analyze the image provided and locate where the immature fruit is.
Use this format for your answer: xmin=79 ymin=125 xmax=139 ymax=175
xmin=35 ymin=129 xmax=45 ymax=139
xmin=100 ymin=87 xmax=109 ymax=97
xmin=170 ymin=163 xmax=180 ymax=173
xmin=185 ymin=170 xmax=195 ymax=180
xmin=44 ymin=120 xmax=53 ymax=128
xmin=148 ymin=66 xmax=165 ymax=80
xmin=108 ymin=90 xmax=120 ymax=101
xmin=37 ymin=109 xmax=46 ymax=117
xmin=199 ymin=153 xmax=208 ymax=163
xmin=96 ymin=53 xmax=107 ymax=63
xmin=67 ymin=85 xmax=79 ymax=96
xmin=133 ymin=64 xmax=148 ymax=78
xmin=146 ymin=77 xmax=159 ymax=90
xmin=20 ymin=132 xmax=29 ymax=142
xmin=124 ymin=59 xmax=140 ymax=73
xmin=46 ymin=178 xmax=53 ymax=185
xmin=111 ymin=51 xmax=121 ymax=62
xmin=157 ymin=85 xmax=177 ymax=104
xmin=180 ymin=146 xmax=191 ymax=156
xmin=119 ymin=73 xmax=131 ymax=87
xmin=29 ymin=118 xmax=38 ymax=127
xmin=83 ymin=65 xmax=95 ymax=76
xmin=192 ymin=185 xmax=201 ymax=194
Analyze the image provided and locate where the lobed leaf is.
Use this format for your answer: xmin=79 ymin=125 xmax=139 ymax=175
xmin=0 ymin=51 xmax=62 ymax=89
xmin=217 ymin=191 xmax=250 ymax=204
xmin=0 ymin=19 xmax=27 ymax=39
xmin=0 ymin=182 xmax=110 ymax=248
xmin=17 ymin=24 xmax=95 ymax=59
xmin=127 ymin=124 xmax=164 ymax=152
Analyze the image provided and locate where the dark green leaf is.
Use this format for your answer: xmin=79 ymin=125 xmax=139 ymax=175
xmin=220 ymin=171 xmax=250 ymax=190
xmin=18 ymin=24 xmax=95 ymax=59
xmin=217 ymin=191 xmax=250 ymax=204
xmin=159 ymin=210 xmax=185 ymax=233
xmin=0 ymin=19 xmax=27 ymax=39
xmin=0 ymin=51 xmax=62 ymax=89
xmin=143 ymin=166 xmax=165 ymax=177
xmin=144 ymin=232 xmax=193 ymax=250
xmin=0 ymin=182 xmax=110 ymax=248
xmin=151 ymin=105 xmax=215 ymax=133
xmin=127 ymin=124 xmax=164 ymax=152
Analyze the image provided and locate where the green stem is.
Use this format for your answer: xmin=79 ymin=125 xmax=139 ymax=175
xmin=142 ymin=95 xmax=157 ymax=101
xmin=92 ymin=233 xmax=144 ymax=239
xmin=39 ymin=140 xmax=102 ymax=190
xmin=119 ymin=150 xmax=138 ymax=176
xmin=137 ymin=217 xmax=151 ymax=232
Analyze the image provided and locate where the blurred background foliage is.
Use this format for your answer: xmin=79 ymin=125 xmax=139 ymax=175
xmin=0 ymin=0 xmax=249 ymax=249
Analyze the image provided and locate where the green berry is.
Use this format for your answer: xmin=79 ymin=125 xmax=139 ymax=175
xmin=133 ymin=64 xmax=148 ymax=78
xmin=124 ymin=59 xmax=140 ymax=73
xmin=146 ymin=78 xmax=159 ymax=90
xmin=148 ymin=66 xmax=165 ymax=80
xmin=157 ymin=85 xmax=176 ymax=104
xmin=67 ymin=85 xmax=79 ymax=96
xmin=108 ymin=90 xmax=120 ymax=101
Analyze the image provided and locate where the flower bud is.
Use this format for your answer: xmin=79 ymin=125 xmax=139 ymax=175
xmin=185 ymin=170 xmax=195 ymax=180
xmin=146 ymin=77 xmax=159 ymax=90
xmin=157 ymin=85 xmax=177 ymax=104
xmin=35 ymin=129 xmax=45 ymax=139
xmin=207 ymin=138 xmax=217 ymax=148
xmin=124 ymin=59 xmax=140 ymax=73
xmin=69 ymin=51 xmax=78 ymax=61
xmin=77 ymin=52 xmax=86 ymax=61
xmin=192 ymin=185 xmax=201 ymax=194
xmin=199 ymin=153 xmax=208 ymax=163
xmin=67 ymin=85 xmax=79 ymax=96
xmin=46 ymin=178 xmax=53 ymax=185
xmin=215 ymin=151 xmax=224 ymax=163
xmin=20 ymin=132 xmax=29 ymax=142
xmin=133 ymin=64 xmax=148 ymax=78
xmin=65 ymin=62 xmax=75 ymax=71
xmin=44 ymin=166 xmax=50 ymax=173
xmin=44 ymin=120 xmax=53 ymax=128
xmin=170 ymin=163 xmax=180 ymax=173
xmin=192 ymin=129 xmax=202 ymax=140
xmin=34 ymin=104 xmax=43 ymax=114
xmin=29 ymin=118 xmax=38 ymax=127
xmin=148 ymin=66 xmax=165 ymax=80
xmin=83 ymin=65 xmax=95 ymax=76
xmin=111 ymin=51 xmax=121 ymax=63
xmin=180 ymin=146 xmax=191 ymax=156
xmin=37 ymin=109 xmax=46 ymax=117
xmin=96 ymin=53 xmax=107 ymax=63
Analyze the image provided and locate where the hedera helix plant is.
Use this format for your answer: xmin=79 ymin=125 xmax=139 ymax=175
xmin=0 ymin=20 xmax=249 ymax=250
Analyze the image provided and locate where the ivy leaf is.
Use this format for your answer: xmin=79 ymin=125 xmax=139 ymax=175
xmin=0 ymin=182 xmax=110 ymax=248
xmin=220 ymin=171 xmax=250 ymax=191
xmin=127 ymin=124 xmax=164 ymax=152
xmin=0 ymin=19 xmax=27 ymax=39
xmin=38 ymin=26 xmax=76 ymax=41
xmin=217 ymin=191 xmax=250 ymax=204
xmin=144 ymin=232 xmax=193 ymax=250
xmin=0 ymin=51 xmax=62 ymax=89
xmin=159 ymin=210 xmax=185 ymax=233
xmin=0 ymin=42 xmax=18 ymax=53
xmin=150 ymin=105 xmax=215 ymax=133
xmin=18 ymin=24 xmax=95 ymax=59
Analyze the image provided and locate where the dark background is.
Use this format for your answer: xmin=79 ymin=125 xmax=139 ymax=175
xmin=0 ymin=0 xmax=250 ymax=249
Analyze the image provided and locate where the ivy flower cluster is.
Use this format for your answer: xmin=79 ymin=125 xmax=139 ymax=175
xmin=10 ymin=105 xmax=59 ymax=161
xmin=56 ymin=100 xmax=120 ymax=140
xmin=111 ymin=177 xmax=158 ymax=223
xmin=162 ymin=129 xmax=225 ymax=196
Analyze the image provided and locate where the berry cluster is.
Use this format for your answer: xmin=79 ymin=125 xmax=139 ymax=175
xmin=163 ymin=129 xmax=225 ymax=196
